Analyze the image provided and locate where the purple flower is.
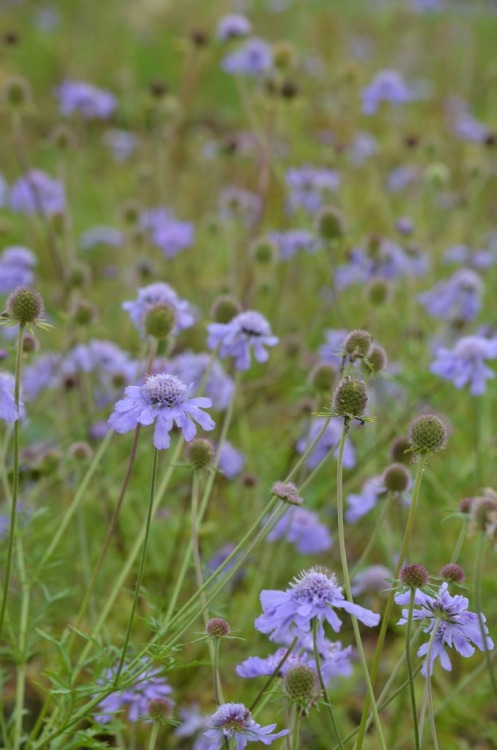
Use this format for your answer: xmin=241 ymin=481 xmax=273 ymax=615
xmin=236 ymin=648 xmax=309 ymax=679
xmin=202 ymin=703 xmax=288 ymax=749
xmin=222 ymin=38 xmax=273 ymax=77
xmin=9 ymin=170 xmax=65 ymax=217
xmin=268 ymin=229 xmax=321 ymax=260
xmin=285 ymin=165 xmax=340 ymax=214
xmin=351 ymin=565 xmax=392 ymax=597
xmin=219 ymin=187 xmax=262 ymax=226
xmin=94 ymin=660 xmax=173 ymax=723
xmin=79 ymin=225 xmax=124 ymax=250
xmin=0 ymin=246 xmax=36 ymax=293
xmin=266 ymin=507 xmax=332 ymax=554
xmin=418 ymin=269 xmax=483 ymax=323
xmin=22 ymin=353 xmax=62 ymax=401
xmin=296 ymin=418 xmax=356 ymax=471
xmin=318 ymin=329 xmax=348 ymax=367
xmin=362 ymin=70 xmax=413 ymax=116
xmin=0 ymin=372 xmax=20 ymax=423
xmin=443 ymin=244 xmax=496 ymax=270
xmin=255 ymin=566 xmax=380 ymax=645
xmin=141 ymin=208 xmax=194 ymax=258
xmin=207 ymin=311 xmax=278 ymax=371
xmin=386 ymin=165 xmax=420 ymax=193
xmin=346 ymin=476 xmax=386 ymax=524
xmin=122 ymin=282 xmax=195 ymax=337
xmin=108 ymin=372 xmax=215 ymax=450
xmin=56 ymin=79 xmax=117 ymax=120
xmin=430 ymin=335 xmax=497 ymax=395
xmin=103 ymin=128 xmax=137 ymax=162
xmin=395 ymin=583 xmax=494 ymax=677
xmin=218 ymin=441 xmax=245 ymax=479
xmin=168 ymin=352 xmax=234 ymax=411
xmin=217 ymin=14 xmax=252 ymax=41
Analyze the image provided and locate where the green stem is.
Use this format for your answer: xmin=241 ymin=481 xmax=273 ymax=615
xmin=335 ymin=421 xmax=386 ymax=750
xmin=148 ymin=722 xmax=159 ymax=750
xmin=474 ymin=533 xmax=497 ymax=702
xmin=212 ymin=637 xmax=224 ymax=706
xmin=114 ymin=447 xmax=159 ymax=685
xmin=419 ymin=621 xmax=440 ymax=750
xmin=0 ymin=323 xmax=24 ymax=642
xmin=249 ymin=637 xmax=298 ymax=713
xmin=290 ymin=705 xmax=300 ymax=750
xmin=405 ymin=590 xmax=420 ymax=750
xmin=13 ymin=534 xmax=30 ymax=750
xmin=312 ymin=619 xmax=344 ymax=750
xmin=354 ymin=453 xmax=427 ymax=750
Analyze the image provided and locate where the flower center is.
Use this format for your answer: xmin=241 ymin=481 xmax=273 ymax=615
xmin=238 ymin=311 xmax=269 ymax=337
xmin=213 ymin=703 xmax=251 ymax=731
xmin=142 ymin=373 xmax=187 ymax=407
xmin=291 ymin=567 xmax=338 ymax=604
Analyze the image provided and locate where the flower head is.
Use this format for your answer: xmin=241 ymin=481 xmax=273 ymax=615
xmin=9 ymin=170 xmax=65 ymax=217
xmin=140 ymin=208 xmax=194 ymax=258
xmin=296 ymin=417 xmax=356 ymax=471
xmin=202 ymin=702 xmax=288 ymax=749
xmin=94 ymin=660 xmax=174 ymax=723
xmin=362 ymin=70 xmax=413 ymax=115
xmin=266 ymin=507 xmax=332 ymax=554
xmin=418 ymin=269 xmax=483 ymax=323
xmin=430 ymin=336 xmax=497 ymax=396
xmin=56 ymin=79 xmax=116 ymax=120
xmin=108 ymin=372 xmax=215 ymax=450
xmin=217 ymin=14 xmax=252 ymax=41
xmin=222 ymin=38 xmax=273 ymax=76
xmin=207 ymin=311 xmax=278 ymax=370
xmin=122 ymin=282 xmax=194 ymax=338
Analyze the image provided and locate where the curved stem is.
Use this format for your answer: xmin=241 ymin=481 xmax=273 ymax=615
xmin=405 ymin=590 xmax=420 ymax=750
xmin=312 ymin=619 xmax=344 ymax=750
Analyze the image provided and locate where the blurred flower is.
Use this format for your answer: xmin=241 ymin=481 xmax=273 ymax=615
xmin=219 ymin=186 xmax=262 ymax=226
xmin=94 ymin=660 xmax=173 ymax=723
xmin=347 ymin=131 xmax=378 ymax=166
xmin=141 ymin=208 xmax=194 ymax=258
xmin=362 ymin=70 xmax=413 ymax=115
xmin=296 ymin=418 xmax=356 ymax=471
xmin=168 ymin=352 xmax=234 ymax=411
xmin=442 ymin=244 xmax=496 ymax=270
xmin=202 ymin=703 xmax=288 ymax=748
xmin=430 ymin=335 xmax=497 ymax=395
xmin=207 ymin=310 xmax=278 ymax=370
xmin=0 ymin=372 xmax=20 ymax=423
xmin=346 ymin=476 xmax=386 ymax=524
xmin=268 ymin=229 xmax=321 ymax=260
xmin=122 ymin=282 xmax=195 ymax=337
xmin=222 ymin=38 xmax=273 ymax=76
xmin=79 ymin=225 xmax=124 ymax=250
xmin=387 ymin=165 xmax=420 ymax=193
xmin=418 ymin=269 xmax=483 ymax=322
xmin=217 ymin=13 xmax=252 ymax=41
xmin=217 ymin=441 xmax=245 ymax=479
xmin=9 ymin=170 xmax=65 ymax=217
xmin=0 ymin=246 xmax=36 ymax=294
xmin=285 ymin=165 xmax=340 ymax=214
xmin=266 ymin=507 xmax=332 ymax=554
xmin=103 ymin=128 xmax=137 ymax=162
xmin=351 ymin=565 xmax=392 ymax=597
xmin=236 ymin=648 xmax=308 ymax=678
xmin=56 ymin=79 xmax=117 ymax=120
xmin=318 ymin=329 xmax=348 ymax=368
xmin=108 ymin=373 xmax=215 ymax=450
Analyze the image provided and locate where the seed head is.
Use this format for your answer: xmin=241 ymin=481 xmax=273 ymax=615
xmin=280 ymin=79 xmax=298 ymax=100
xmin=390 ymin=436 xmax=411 ymax=464
xmin=399 ymin=563 xmax=429 ymax=589
xmin=283 ymin=665 xmax=319 ymax=708
xmin=332 ymin=376 xmax=369 ymax=419
xmin=68 ymin=441 xmax=94 ymax=461
xmin=5 ymin=286 xmax=45 ymax=325
xmin=71 ymin=300 xmax=97 ymax=326
xmin=343 ymin=330 xmax=373 ymax=361
xmin=366 ymin=278 xmax=390 ymax=306
xmin=147 ymin=697 xmax=174 ymax=723
xmin=210 ymin=295 xmax=242 ymax=324
xmin=206 ymin=617 xmax=231 ymax=637
xmin=144 ymin=303 xmax=176 ymax=340
xmin=365 ymin=344 xmax=388 ymax=373
xmin=185 ymin=438 xmax=214 ymax=470
xmin=408 ymin=414 xmax=448 ymax=454
xmin=383 ymin=463 xmax=410 ymax=493
xmin=121 ymin=199 xmax=141 ymax=226
xmin=68 ymin=263 xmax=90 ymax=288
xmin=272 ymin=481 xmax=303 ymax=506
xmin=314 ymin=205 xmax=346 ymax=241
xmin=3 ymin=75 xmax=32 ymax=108
xmin=439 ymin=563 xmax=465 ymax=583
xmin=250 ymin=237 xmax=277 ymax=265
xmin=309 ymin=362 xmax=336 ymax=393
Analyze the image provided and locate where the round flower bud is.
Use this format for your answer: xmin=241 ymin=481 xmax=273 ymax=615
xmin=6 ymin=286 xmax=44 ymax=325
xmin=365 ymin=344 xmax=388 ymax=374
xmin=314 ymin=205 xmax=346 ymax=241
xmin=283 ymin=665 xmax=319 ymax=707
xmin=147 ymin=697 xmax=174 ymax=723
xmin=424 ymin=162 xmax=450 ymax=188
xmin=210 ymin=295 xmax=242 ymax=323
xmin=49 ymin=124 xmax=76 ymax=151
xmin=439 ymin=563 xmax=465 ymax=583
xmin=309 ymin=362 xmax=336 ymax=393
xmin=408 ymin=414 xmax=448 ymax=454
xmin=272 ymin=41 xmax=297 ymax=70
xmin=343 ymin=330 xmax=373 ymax=361
xmin=250 ymin=236 xmax=277 ymax=265
xmin=71 ymin=300 xmax=97 ymax=326
xmin=390 ymin=436 xmax=411 ymax=464
xmin=68 ymin=441 xmax=94 ymax=461
xmin=366 ymin=278 xmax=390 ymax=306
xmin=22 ymin=333 xmax=38 ymax=354
xmin=399 ymin=563 xmax=429 ymax=589
xmin=190 ymin=28 xmax=209 ymax=47
xmin=332 ymin=376 xmax=369 ymax=418
xmin=272 ymin=481 xmax=303 ymax=506
xmin=241 ymin=472 xmax=258 ymax=488
xmin=206 ymin=617 xmax=230 ymax=637
xmin=149 ymin=79 xmax=169 ymax=99
xmin=3 ymin=31 xmax=19 ymax=46
xmin=144 ymin=304 xmax=176 ymax=340
xmin=383 ymin=463 xmax=410 ymax=493
xmin=280 ymin=80 xmax=298 ymax=100
xmin=3 ymin=75 xmax=32 ymax=108
xmin=185 ymin=438 xmax=215 ymax=470
xmin=67 ymin=263 xmax=90 ymax=288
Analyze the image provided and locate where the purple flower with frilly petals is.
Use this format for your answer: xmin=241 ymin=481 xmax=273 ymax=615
xmin=418 ymin=269 xmax=483 ymax=323
xmin=94 ymin=660 xmax=173 ymax=723
xmin=168 ymin=352 xmax=234 ymax=411
xmin=0 ymin=372 xmax=20 ymax=423
xmin=362 ymin=70 xmax=413 ymax=116
xmin=255 ymin=566 xmax=380 ymax=646
xmin=9 ymin=170 xmax=65 ymax=217
xmin=296 ymin=417 xmax=356 ymax=470
xmin=430 ymin=335 xmax=497 ymax=395
xmin=202 ymin=702 xmax=288 ymax=749
xmin=217 ymin=14 xmax=252 ymax=41
xmin=207 ymin=310 xmax=278 ymax=370
xmin=266 ymin=507 xmax=332 ymax=554
xmin=222 ymin=38 xmax=272 ymax=76
xmin=141 ymin=208 xmax=194 ymax=258
xmin=108 ymin=373 xmax=215 ymax=450
xmin=395 ymin=583 xmax=494 ymax=677
xmin=56 ymin=79 xmax=116 ymax=120
xmin=0 ymin=246 xmax=36 ymax=293
xmin=122 ymin=282 xmax=195 ymax=338
xmin=346 ymin=476 xmax=386 ymax=524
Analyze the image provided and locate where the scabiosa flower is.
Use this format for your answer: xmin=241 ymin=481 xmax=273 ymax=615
xmin=217 ymin=13 xmax=252 ymax=41
xmin=122 ymin=282 xmax=195 ymax=338
xmin=0 ymin=246 xmax=36 ymax=293
xmin=255 ymin=566 xmax=380 ymax=645
xmin=56 ymin=79 xmax=117 ymax=120
xmin=285 ymin=165 xmax=340 ymax=214
xmin=395 ymin=583 xmax=494 ymax=677
xmin=202 ymin=702 xmax=288 ymax=749
xmin=266 ymin=507 xmax=332 ymax=554
xmin=103 ymin=128 xmax=137 ymax=162
xmin=108 ymin=373 xmax=215 ymax=450
xmin=94 ymin=660 xmax=174 ymax=723
xmin=79 ymin=225 xmax=124 ymax=250
xmin=9 ymin=169 xmax=65 ymax=217
xmin=236 ymin=648 xmax=309 ymax=679
xmin=217 ymin=441 xmax=245 ymax=479
xmin=168 ymin=352 xmax=234 ymax=411
xmin=362 ymin=70 xmax=413 ymax=115
xmin=418 ymin=269 xmax=483 ymax=323
xmin=351 ymin=565 xmax=392 ymax=597
xmin=141 ymin=208 xmax=194 ymax=258
xmin=207 ymin=310 xmax=278 ymax=371
xmin=222 ymin=38 xmax=273 ymax=76
xmin=268 ymin=229 xmax=321 ymax=260
xmin=346 ymin=476 xmax=387 ymax=524
xmin=0 ymin=372 xmax=20 ymax=423
xmin=296 ymin=417 xmax=356 ymax=471
xmin=429 ymin=336 xmax=497 ymax=396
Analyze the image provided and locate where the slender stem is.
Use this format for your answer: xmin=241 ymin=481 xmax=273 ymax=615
xmin=114 ymin=447 xmax=159 ymax=685
xmin=420 ymin=622 xmax=440 ymax=750
xmin=212 ymin=637 xmax=224 ymax=706
xmin=335 ymin=421 xmax=386 ymax=750
xmin=250 ymin=637 xmax=298 ymax=713
xmin=0 ymin=323 xmax=24 ymax=642
xmin=13 ymin=534 xmax=30 ymax=750
xmin=191 ymin=471 xmax=210 ymax=629
xmin=148 ymin=722 xmax=159 ymax=750
xmin=312 ymin=619 xmax=344 ymax=750
xmin=354 ymin=454 xmax=428 ymax=750
xmin=474 ymin=533 xmax=497 ymax=701
xmin=405 ymin=590 xmax=420 ymax=750
xmin=351 ymin=492 xmax=393 ymax=577
xmin=290 ymin=705 xmax=301 ymax=750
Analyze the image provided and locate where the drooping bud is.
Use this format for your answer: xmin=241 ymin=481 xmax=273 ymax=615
xmin=272 ymin=481 xmax=303 ymax=506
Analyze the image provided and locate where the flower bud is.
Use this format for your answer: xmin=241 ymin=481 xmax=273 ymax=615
xmin=147 ymin=697 xmax=174 ymax=723
xmin=210 ymin=295 xmax=242 ymax=323
xmin=5 ymin=286 xmax=44 ymax=325
xmin=250 ymin=236 xmax=277 ymax=265
xmin=68 ymin=441 xmax=94 ymax=461
xmin=206 ymin=617 xmax=230 ymax=637
xmin=71 ymin=300 xmax=97 ymax=326
xmin=309 ymin=362 xmax=336 ymax=393
xmin=22 ymin=332 xmax=38 ymax=353
xmin=343 ymin=330 xmax=373 ymax=361
xmin=272 ymin=481 xmax=303 ymax=506
xmin=365 ymin=344 xmax=388 ymax=373
xmin=366 ymin=278 xmax=390 ymax=306
xmin=283 ymin=665 xmax=319 ymax=708
xmin=399 ymin=563 xmax=429 ymax=589
xmin=144 ymin=304 xmax=176 ymax=340
xmin=3 ymin=75 xmax=32 ymax=108
xmin=314 ymin=205 xmax=346 ymax=241
xmin=383 ymin=463 xmax=410 ymax=493
xmin=439 ymin=563 xmax=465 ymax=583
xmin=186 ymin=438 xmax=215 ymax=470
xmin=332 ymin=376 xmax=369 ymax=419
xmin=390 ymin=436 xmax=411 ymax=464
xmin=408 ymin=414 xmax=448 ymax=454
xmin=272 ymin=41 xmax=297 ymax=70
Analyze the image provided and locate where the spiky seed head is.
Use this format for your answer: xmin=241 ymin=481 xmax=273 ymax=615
xmin=408 ymin=414 xmax=448 ymax=454
xmin=147 ymin=697 xmax=174 ymax=723
xmin=399 ymin=563 xmax=429 ymax=589
xmin=343 ymin=330 xmax=373 ymax=361
xmin=309 ymin=362 xmax=336 ymax=393
xmin=190 ymin=28 xmax=209 ymax=47
xmin=72 ymin=300 xmax=97 ymax=326
xmin=283 ymin=665 xmax=319 ymax=707
xmin=210 ymin=295 xmax=242 ymax=323
xmin=68 ymin=441 xmax=94 ymax=461
xmin=206 ymin=617 xmax=230 ymax=637
xmin=272 ymin=41 xmax=297 ymax=70
xmin=272 ymin=481 xmax=303 ymax=506
xmin=144 ymin=304 xmax=176 ymax=340
xmin=185 ymin=438 xmax=214 ymax=470
xmin=250 ymin=236 xmax=277 ymax=265
xmin=314 ymin=205 xmax=346 ymax=241
xmin=366 ymin=278 xmax=390 ymax=306
xmin=3 ymin=75 xmax=31 ymax=108
xmin=365 ymin=344 xmax=388 ymax=373
xmin=332 ymin=376 xmax=369 ymax=418
xmin=440 ymin=563 xmax=465 ymax=583
xmin=390 ymin=436 xmax=411 ymax=464
xmin=22 ymin=333 xmax=38 ymax=354
xmin=383 ymin=463 xmax=410 ymax=493
xmin=6 ymin=286 xmax=44 ymax=325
